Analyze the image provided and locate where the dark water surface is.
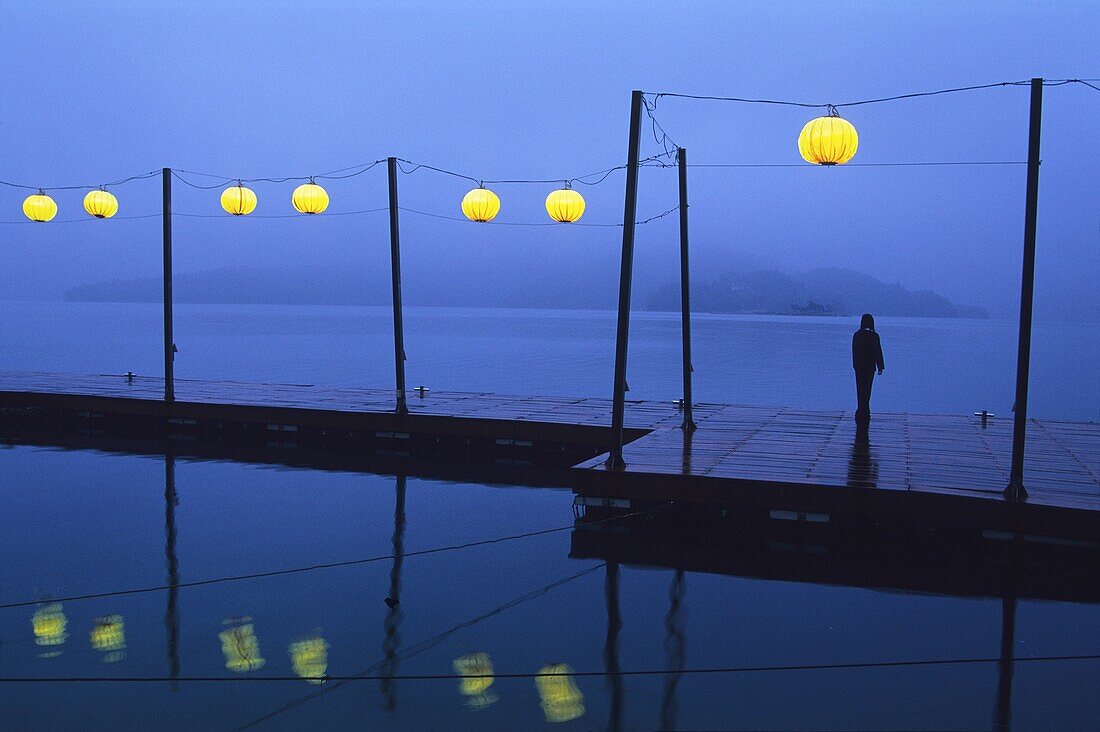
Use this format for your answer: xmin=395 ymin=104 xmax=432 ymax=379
xmin=1 ymin=302 xmax=1099 ymax=728
xmin=2 ymin=446 xmax=1099 ymax=730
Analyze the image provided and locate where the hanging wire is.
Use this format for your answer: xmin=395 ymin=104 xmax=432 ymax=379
xmin=0 ymin=170 xmax=160 ymax=193
xmin=0 ymin=504 xmax=666 ymax=611
xmin=648 ymin=80 xmax=1034 ymax=110
xmin=0 ymin=213 xmax=164 ymax=225
xmin=395 ymin=152 xmax=675 ymax=189
xmin=174 ymin=207 xmax=389 ymax=220
xmin=171 ymin=160 xmax=386 ymax=189
xmin=0 ymin=652 xmax=1097 ymax=683
xmin=674 ymin=161 xmax=1029 ymax=169
xmin=397 ymin=204 xmax=679 ymax=228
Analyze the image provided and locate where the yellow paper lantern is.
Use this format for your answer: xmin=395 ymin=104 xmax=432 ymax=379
xmin=32 ymin=603 xmax=69 ymax=658
xmin=91 ymin=615 xmax=126 ymax=663
xmin=219 ymin=621 xmax=266 ymax=672
xmin=221 ymin=184 xmax=257 ymax=216
xmin=545 ymin=188 xmax=585 ymax=223
xmin=23 ymin=192 xmax=58 ymax=222
xmin=454 ymin=652 xmax=499 ymax=710
xmin=289 ymin=635 xmax=329 ymax=685
xmin=536 ymin=663 xmax=585 ymax=722
xmin=461 ymin=187 xmax=500 ymax=222
xmin=83 ymin=189 xmax=119 ymax=219
xmin=798 ymin=109 xmax=859 ymax=165
xmin=292 ymin=181 xmax=329 ymax=214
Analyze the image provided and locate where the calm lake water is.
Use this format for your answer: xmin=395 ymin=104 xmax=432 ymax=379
xmin=0 ymin=300 xmax=1097 ymax=420
xmin=1 ymin=301 xmax=1098 ymax=729
xmin=2 ymin=447 xmax=1100 ymax=730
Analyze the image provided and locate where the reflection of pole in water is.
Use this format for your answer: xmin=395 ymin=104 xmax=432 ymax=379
xmin=164 ymin=451 xmax=181 ymax=689
xmin=994 ymin=595 xmax=1018 ymax=730
xmin=381 ymin=475 xmax=407 ymax=711
xmin=604 ymin=561 xmax=623 ymax=732
xmin=660 ymin=570 xmax=686 ymax=731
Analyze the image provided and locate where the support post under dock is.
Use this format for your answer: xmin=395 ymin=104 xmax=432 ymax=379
xmin=1007 ymin=78 xmax=1043 ymax=501
xmin=161 ymin=168 xmax=174 ymax=404
xmin=387 ymin=157 xmax=409 ymax=415
xmin=608 ymin=90 xmax=645 ymax=470
xmin=677 ymin=147 xmax=696 ymax=431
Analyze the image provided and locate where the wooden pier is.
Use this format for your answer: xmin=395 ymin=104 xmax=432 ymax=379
xmin=2 ymin=370 xmax=1099 ymax=541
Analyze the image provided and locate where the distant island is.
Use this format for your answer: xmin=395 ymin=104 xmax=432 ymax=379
xmin=66 ymin=264 xmax=987 ymax=319
xmin=646 ymin=268 xmax=988 ymax=318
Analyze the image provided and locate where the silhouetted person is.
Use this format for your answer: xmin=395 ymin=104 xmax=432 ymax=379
xmin=852 ymin=313 xmax=885 ymax=425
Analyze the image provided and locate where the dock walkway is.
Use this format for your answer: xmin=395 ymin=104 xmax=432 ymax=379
xmin=2 ymin=370 xmax=1099 ymax=525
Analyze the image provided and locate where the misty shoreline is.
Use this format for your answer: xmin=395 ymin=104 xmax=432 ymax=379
xmin=64 ymin=265 xmax=990 ymax=319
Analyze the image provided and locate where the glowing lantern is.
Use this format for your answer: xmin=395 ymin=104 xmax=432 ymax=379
xmin=798 ymin=108 xmax=859 ymax=165
xmin=82 ymin=188 xmax=119 ymax=219
xmin=292 ymin=181 xmax=329 ymax=214
xmin=461 ymin=187 xmax=501 ymax=222
xmin=454 ymin=652 xmax=499 ymax=710
xmin=545 ymin=187 xmax=585 ymax=223
xmin=288 ymin=635 xmax=329 ymax=685
xmin=32 ymin=603 xmax=68 ymax=657
xmin=23 ymin=191 xmax=57 ymax=222
xmin=220 ymin=184 xmax=257 ymax=216
xmin=219 ymin=619 xmax=266 ymax=672
xmin=536 ymin=663 xmax=585 ymax=723
xmin=90 ymin=615 xmax=126 ymax=663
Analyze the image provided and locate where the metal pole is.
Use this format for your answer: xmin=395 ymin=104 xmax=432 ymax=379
xmin=677 ymin=147 xmax=696 ymax=431
xmin=387 ymin=158 xmax=409 ymax=415
xmin=162 ymin=168 xmax=175 ymax=404
xmin=608 ymin=90 xmax=645 ymax=470
xmin=1006 ymin=78 xmax=1043 ymax=501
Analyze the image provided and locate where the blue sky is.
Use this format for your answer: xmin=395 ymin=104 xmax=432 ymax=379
xmin=1 ymin=0 xmax=1096 ymax=317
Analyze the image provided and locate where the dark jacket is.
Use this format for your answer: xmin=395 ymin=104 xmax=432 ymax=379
xmin=852 ymin=328 xmax=885 ymax=373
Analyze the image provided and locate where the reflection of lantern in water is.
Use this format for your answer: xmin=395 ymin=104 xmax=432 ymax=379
xmin=219 ymin=619 xmax=266 ymax=672
xmin=288 ymin=635 xmax=329 ymax=684
xmin=32 ymin=603 xmax=69 ymax=657
xmin=90 ymin=615 xmax=126 ymax=663
xmin=536 ymin=663 xmax=585 ymax=723
xmin=453 ymin=652 xmax=498 ymax=711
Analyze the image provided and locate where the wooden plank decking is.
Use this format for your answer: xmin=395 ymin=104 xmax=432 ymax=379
xmin=2 ymin=371 xmax=1099 ymax=520
xmin=574 ymin=404 xmax=1100 ymax=511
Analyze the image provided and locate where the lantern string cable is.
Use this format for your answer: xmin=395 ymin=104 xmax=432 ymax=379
xmin=173 ymin=207 xmax=390 ymax=220
xmin=397 ymin=205 xmax=679 ymax=228
xmin=647 ymin=160 xmax=1029 ymax=169
xmin=0 ymin=503 xmax=667 ymax=611
xmin=393 ymin=152 xmax=675 ymax=188
xmin=642 ymin=94 xmax=680 ymax=157
xmin=0 ymin=213 xmax=165 ymax=225
xmin=169 ymin=160 xmax=387 ymax=190
xmin=1 ymin=653 xmax=1098 ymax=684
xmin=646 ymin=79 xmax=1080 ymax=110
xmin=0 ymin=170 xmax=160 ymax=193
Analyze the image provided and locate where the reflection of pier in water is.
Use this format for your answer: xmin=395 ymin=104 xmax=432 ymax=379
xmin=572 ymin=501 xmax=1100 ymax=730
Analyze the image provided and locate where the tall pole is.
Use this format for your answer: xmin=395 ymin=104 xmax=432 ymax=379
xmin=1006 ymin=78 xmax=1043 ymax=501
xmin=162 ymin=168 xmax=175 ymax=404
xmin=387 ymin=158 xmax=409 ymax=415
xmin=608 ymin=90 xmax=645 ymax=470
xmin=677 ymin=148 xmax=696 ymax=431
